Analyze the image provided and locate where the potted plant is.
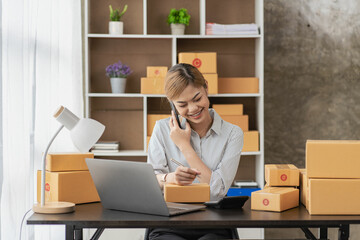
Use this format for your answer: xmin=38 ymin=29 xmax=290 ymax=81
xmin=167 ymin=8 xmax=190 ymax=35
xmin=106 ymin=61 xmax=132 ymax=93
xmin=109 ymin=4 xmax=128 ymax=35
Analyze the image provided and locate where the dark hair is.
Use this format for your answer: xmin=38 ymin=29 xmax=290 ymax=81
xmin=164 ymin=63 xmax=207 ymax=100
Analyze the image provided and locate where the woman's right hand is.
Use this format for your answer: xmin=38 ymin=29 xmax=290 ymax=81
xmin=167 ymin=166 xmax=201 ymax=185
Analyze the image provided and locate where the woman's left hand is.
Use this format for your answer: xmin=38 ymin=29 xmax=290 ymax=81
xmin=169 ymin=110 xmax=191 ymax=150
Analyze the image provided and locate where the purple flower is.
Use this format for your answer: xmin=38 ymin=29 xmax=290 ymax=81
xmin=105 ymin=61 xmax=132 ymax=78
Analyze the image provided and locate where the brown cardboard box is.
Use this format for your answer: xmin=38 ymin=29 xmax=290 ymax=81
xmin=178 ymin=52 xmax=217 ymax=74
xmin=141 ymin=77 xmax=165 ymax=94
xmin=251 ymin=187 xmax=299 ymax=212
xmin=147 ymin=114 xmax=171 ymax=136
xmin=37 ymin=170 xmax=100 ymax=204
xmin=202 ymin=73 xmax=218 ymax=94
xmin=218 ymin=77 xmax=259 ymax=94
xmin=164 ymin=183 xmax=210 ymax=203
xmin=243 ymin=131 xmax=259 ymax=152
xmin=306 ymin=140 xmax=360 ymax=178
xmin=265 ymin=164 xmax=299 ymax=186
xmin=212 ymin=104 xmax=243 ymax=115
xmin=147 ymin=66 xmax=168 ymax=77
xmin=46 ymin=153 xmax=94 ymax=172
xmin=308 ymin=179 xmax=360 ymax=215
xmin=222 ymin=115 xmax=249 ymax=131
xmin=146 ymin=136 xmax=151 ymax=152
xmin=299 ymin=169 xmax=308 ymax=208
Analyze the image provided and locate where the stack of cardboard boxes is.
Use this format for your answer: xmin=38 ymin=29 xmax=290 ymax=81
xmin=37 ymin=153 xmax=100 ymax=204
xmin=302 ymin=140 xmax=360 ymax=215
xmin=251 ymin=164 xmax=299 ymax=212
xmin=141 ymin=66 xmax=168 ymax=94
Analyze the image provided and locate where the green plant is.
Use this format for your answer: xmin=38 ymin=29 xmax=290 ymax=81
xmin=109 ymin=4 xmax=128 ymax=21
xmin=167 ymin=8 xmax=190 ymax=26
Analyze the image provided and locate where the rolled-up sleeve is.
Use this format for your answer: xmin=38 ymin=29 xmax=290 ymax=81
xmin=147 ymin=121 xmax=169 ymax=175
xmin=209 ymin=126 xmax=244 ymax=200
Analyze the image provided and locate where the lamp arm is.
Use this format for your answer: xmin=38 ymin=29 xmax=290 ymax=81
xmin=41 ymin=125 xmax=65 ymax=206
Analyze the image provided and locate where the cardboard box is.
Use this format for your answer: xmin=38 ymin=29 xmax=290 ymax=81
xmin=141 ymin=77 xmax=165 ymax=94
xmin=243 ymin=131 xmax=259 ymax=152
xmin=251 ymin=187 xmax=299 ymax=212
xmin=146 ymin=136 xmax=151 ymax=152
xmin=212 ymin=104 xmax=243 ymax=115
xmin=37 ymin=170 xmax=100 ymax=204
xmin=306 ymin=140 xmax=360 ymax=179
xmin=222 ymin=115 xmax=249 ymax=131
xmin=299 ymin=169 xmax=309 ymax=208
xmin=46 ymin=153 xmax=94 ymax=172
xmin=218 ymin=77 xmax=259 ymax=94
xmin=164 ymin=183 xmax=210 ymax=203
xmin=147 ymin=66 xmax=168 ymax=78
xmin=202 ymin=73 xmax=218 ymax=94
xmin=308 ymin=179 xmax=360 ymax=215
xmin=147 ymin=114 xmax=171 ymax=136
xmin=265 ymin=164 xmax=299 ymax=186
xmin=178 ymin=52 xmax=217 ymax=74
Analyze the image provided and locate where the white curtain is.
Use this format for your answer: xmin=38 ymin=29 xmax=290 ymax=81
xmin=1 ymin=0 xmax=83 ymax=239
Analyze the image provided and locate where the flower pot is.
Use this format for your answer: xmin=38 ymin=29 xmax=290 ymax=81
xmin=110 ymin=77 xmax=127 ymax=93
xmin=170 ymin=23 xmax=185 ymax=35
xmin=109 ymin=21 xmax=123 ymax=35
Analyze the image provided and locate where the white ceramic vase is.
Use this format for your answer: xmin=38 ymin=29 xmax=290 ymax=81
xmin=110 ymin=77 xmax=127 ymax=93
xmin=109 ymin=21 xmax=124 ymax=35
xmin=170 ymin=23 xmax=185 ymax=35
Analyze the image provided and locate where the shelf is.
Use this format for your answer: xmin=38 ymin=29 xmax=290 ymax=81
xmin=87 ymin=93 xmax=261 ymax=98
xmin=87 ymin=34 xmax=262 ymax=39
xmin=93 ymin=150 xmax=261 ymax=157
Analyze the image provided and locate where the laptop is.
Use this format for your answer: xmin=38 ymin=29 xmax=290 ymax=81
xmin=86 ymin=158 xmax=206 ymax=216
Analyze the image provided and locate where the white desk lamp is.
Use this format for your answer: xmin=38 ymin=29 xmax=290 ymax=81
xmin=33 ymin=106 xmax=105 ymax=214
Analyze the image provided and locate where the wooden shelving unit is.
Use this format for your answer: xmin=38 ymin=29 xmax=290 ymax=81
xmin=84 ymin=0 xmax=264 ymax=238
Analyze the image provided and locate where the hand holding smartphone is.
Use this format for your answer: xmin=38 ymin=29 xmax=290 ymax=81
xmin=170 ymin=102 xmax=183 ymax=129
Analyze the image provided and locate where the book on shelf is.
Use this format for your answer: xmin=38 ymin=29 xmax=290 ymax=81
xmin=233 ymin=180 xmax=259 ymax=188
xmin=93 ymin=141 xmax=119 ymax=149
xmin=206 ymin=23 xmax=258 ymax=35
xmin=90 ymin=149 xmax=120 ymax=153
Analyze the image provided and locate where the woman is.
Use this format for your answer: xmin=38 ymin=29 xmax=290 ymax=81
xmin=147 ymin=63 xmax=244 ymax=240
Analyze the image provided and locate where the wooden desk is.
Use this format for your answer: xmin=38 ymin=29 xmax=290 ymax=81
xmin=27 ymin=201 xmax=360 ymax=240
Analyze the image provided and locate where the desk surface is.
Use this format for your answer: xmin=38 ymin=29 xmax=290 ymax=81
xmin=27 ymin=201 xmax=360 ymax=229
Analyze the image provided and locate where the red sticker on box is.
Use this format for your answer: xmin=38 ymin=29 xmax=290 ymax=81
xmin=155 ymin=70 xmax=160 ymax=75
xmin=263 ymin=199 xmax=269 ymax=206
xmin=45 ymin=183 xmax=50 ymax=192
xmin=280 ymin=174 xmax=287 ymax=181
xmin=192 ymin=58 xmax=202 ymax=68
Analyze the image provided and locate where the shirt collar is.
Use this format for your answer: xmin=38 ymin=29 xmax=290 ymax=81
xmin=181 ymin=109 xmax=222 ymax=136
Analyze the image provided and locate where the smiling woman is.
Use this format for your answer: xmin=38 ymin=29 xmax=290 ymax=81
xmin=147 ymin=63 xmax=244 ymax=240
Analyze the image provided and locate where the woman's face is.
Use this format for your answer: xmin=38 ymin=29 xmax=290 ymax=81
xmin=171 ymin=84 xmax=210 ymax=124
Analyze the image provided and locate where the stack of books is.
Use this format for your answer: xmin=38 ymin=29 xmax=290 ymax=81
xmin=91 ymin=141 xmax=119 ymax=153
xmin=206 ymin=23 xmax=258 ymax=35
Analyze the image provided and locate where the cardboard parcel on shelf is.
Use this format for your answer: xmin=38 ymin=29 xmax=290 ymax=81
xmin=178 ymin=52 xmax=217 ymax=74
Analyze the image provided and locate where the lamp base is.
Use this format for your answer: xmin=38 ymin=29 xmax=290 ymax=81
xmin=33 ymin=202 xmax=75 ymax=214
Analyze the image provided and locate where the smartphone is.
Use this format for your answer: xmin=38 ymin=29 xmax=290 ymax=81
xmin=170 ymin=102 xmax=182 ymax=129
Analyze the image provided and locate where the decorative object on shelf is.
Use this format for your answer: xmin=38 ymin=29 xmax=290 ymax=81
xmin=167 ymin=8 xmax=190 ymax=35
xmin=106 ymin=61 xmax=132 ymax=93
xmin=108 ymin=4 xmax=128 ymax=35
xmin=33 ymin=106 xmax=105 ymax=214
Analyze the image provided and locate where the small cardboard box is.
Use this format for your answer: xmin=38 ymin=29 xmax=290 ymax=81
xmin=37 ymin=170 xmax=100 ymax=204
xmin=308 ymin=179 xmax=360 ymax=215
xmin=212 ymin=104 xmax=243 ymax=115
xmin=306 ymin=140 xmax=360 ymax=179
xmin=265 ymin=164 xmax=299 ymax=187
xmin=141 ymin=77 xmax=165 ymax=94
xmin=147 ymin=66 xmax=168 ymax=78
xmin=243 ymin=131 xmax=259 ymax=152
xmin=202 ymin=73 xmax=218 ymax=94
xmin=178 ymin=52 xmax=217 ymax=74
xmin=218 ymin=77 xmax=259 ymax=94
xmin=164 ymin=183 xmax=210 ymax=203
xmin=251 ymin=187 xmax=299 ymax=212
xmin=46 ymin=153 xmax=94 ymax=172
xmin=222 ymin=115 xmax=249 ymax=131
xmin=147 ymin=114 xmax=171 ymax=136
xmin=299 ymin=169 xmax=308 ymax=208
xmin=146 ymin=136 xmax=151 ymax=152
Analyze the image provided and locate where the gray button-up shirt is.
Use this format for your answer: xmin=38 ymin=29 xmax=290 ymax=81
xmin=147 ymin=109 xmax=244 ymax=200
